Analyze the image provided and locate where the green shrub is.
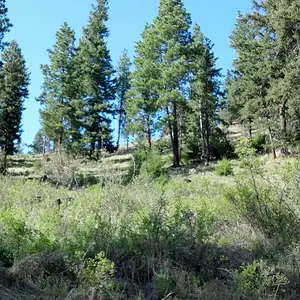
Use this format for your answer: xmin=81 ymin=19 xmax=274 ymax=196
xmin=81 ymin=252 xmax=115 ymax=289
xmin=154 ymin=269 xmax=175 ymax=299
xmin=235 ymin=260 xmax=288 ymax=298
xmin=0 ymin=208 xmax=57 ymax=259
xmin=126 ymin=149 xmax=168 ymax=182
xmin=140 ymin=151 xmax=168 ymax=179
xmin=226 ymin=159 xmax=300 ymax=244
xmin=210 ymin=127 xmax=236 ymax=160
xmin=236 ymin=138 xmax=256 ymax=159
xmin=216 ymin=158 xmax=233 ymax=176
xmin=251 ymin=134 xmax=266 ymax=153
xmin=0 ymin=245 xmax=13 ymax=267
xmin=0 ymin=151 xmax=7 ymax=174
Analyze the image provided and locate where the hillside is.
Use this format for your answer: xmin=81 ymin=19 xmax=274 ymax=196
xmin=1 ymin=142 xmax=300 ymax=299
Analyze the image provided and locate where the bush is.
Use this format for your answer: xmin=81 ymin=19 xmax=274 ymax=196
xmin=226 ymin=158 xmax=300 ymax=244
xmin=42 ymin=151 xmax=80 ymax=188
xmin=0 ymin=151 xmax=7 ymax=174
xmin=251 ymin=134 xmax=266 ymax=153
xmin=235 ymin=138 xmax=256 ymax=159
xmin=216 ymin=158 xmax=233 ymax=176
xmin=81 ymin=252 xmax=115 ymax=290
xmin=140 ymin=151 xmax=168 ymax=179
xmin=126 ymin=148 xmax=168 ymax=182
xmin=210 ymin=127 xmax=236 ymax=160
xmin=235 ymin=260 xmax=288 ymax=298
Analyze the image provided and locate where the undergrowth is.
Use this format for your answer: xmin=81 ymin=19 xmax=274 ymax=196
xmin=0 ymin=147 xmax=300 ymax=299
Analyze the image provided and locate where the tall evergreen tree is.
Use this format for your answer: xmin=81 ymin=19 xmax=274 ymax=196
xmin=264 ymin=0 xmax=300 ymax=139
xmin=31 ymin=129 xmax=51 ymax=154
xmin=0 ymin=40 xmax=29 ymax=155
xmin=186 ymin=24 xmax=222 ymax=164
xmin=78 ymin=0 xmax=115 ymax=157
xmin=125 ymin=24 xmax=161 ymax=148
xmin=38 ymin=22 xmax=82 ymax=152
xmin=228 ymin=7 xmax=279 ymax=157
xmin=0 ymin=0 xmax=11 ymax=51
xmin=154 ymin=0 xmax=192 ymax=167
xmin=116 ymin=49 xmax=131 ymax=149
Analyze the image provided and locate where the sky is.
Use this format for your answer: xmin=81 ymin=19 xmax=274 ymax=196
xmin=5 ymin=0 xmax=252 ymax=149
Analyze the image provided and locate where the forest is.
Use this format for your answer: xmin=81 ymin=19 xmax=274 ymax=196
xmin=1 ymin=0 xmax=300 ymax=299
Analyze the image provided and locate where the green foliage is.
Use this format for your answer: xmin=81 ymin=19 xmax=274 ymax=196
xmin=78 ymin=0 xmax=115 ymax=157
xmin=210 ymin=127 xmax=236 ymax=160
xmin=0 ymin=207 xmax=57 ymax=259
xmin=0 ymin=245 xmax=13 ymax=267
xmin=226 ymin=158 xmax=300 ymax=244
xmin=216 ymin=158 xmax=233 ymax=176
xmin=0 ymin=40 xmax=29 ymax=155
xmin=140 ymin=150 xmax=168 ymax=179
xmin=154 ymin=268 xmax=175 ymax=299
xmin=125 ymin=23 xmax=160 ymax=149
xmin=235 ymin=260 xmax=288 ymax=298
xmin=0 ymin=150 xmax=6 ymax=173
xmin=81 ymin=252 xmax=115 ymax=289
xmin=186 ymin=24 xmax=222 ymax=164
xmin=0 ymin=0 xmax=11 ymax=50
xmin=38 ymin=22 xmax=82 ymax=153
xmin=235 ymin=138 xmax=256 ymax=160
xmin=116 ymin=49 xmax=131 ymax=148
xmin=251 ymin=134 xmax=266 ymax=153
xmin=126 ymin=147 xmax=168 ymax=182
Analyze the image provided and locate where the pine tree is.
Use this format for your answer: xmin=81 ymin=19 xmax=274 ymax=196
xmin=186 ymin=24 xmax=222 ymax=164
xmin=125 ymin=24 xmax=161 ymax=148
xmin=264 ymin=0 xmax=300 ymax=139
xmin=38 ymin=22 xmax=82 ymax=152
xmin=0 ymin=40 xmax=29 ymax=155
xmin=32 ymin=129 xmax=51 ymax=154
xmin=228 ymin=9 xmax=277 ymax=149
xmin=154 ymin=0 xmax=192 ymax=166
xmin=116 ymin=49 xmax=131 ymax=149
xmin=0 ymin=0 xmax=11 ymax=51
xmin=78 ymin=0 xmax=115 ymax=157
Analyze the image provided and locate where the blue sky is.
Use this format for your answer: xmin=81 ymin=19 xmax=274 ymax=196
xmin=5 ymin=0 xmax=251 ymax=148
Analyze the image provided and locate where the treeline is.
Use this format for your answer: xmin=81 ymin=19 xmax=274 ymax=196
xmin=32 ymin=0 xmax=225 ymax=166
xmin=2 ymin=0 xmax=300 ymax=167
xmin=224 ymin=0 xmax=300 ymax=158
xmin=0 ymin=0 xmax=29 ymax=172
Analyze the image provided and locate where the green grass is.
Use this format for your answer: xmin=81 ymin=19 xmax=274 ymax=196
xmin=1 ymin=151 xmax=300 ymax=299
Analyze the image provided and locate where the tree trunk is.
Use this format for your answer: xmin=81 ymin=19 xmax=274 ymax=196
xmin=279 ymin=103 xmax=287 ymax=137
xmin=205 ymin=111 xmax=210 ymax=166
xmin=248 ymin=118 xmax=253 ymax=139
xmin=199 ymin=104 xmax=205 ymax=161
xmin=166 ymin=105 xmax=179 ymax=167
xmin=90 ymin=140 xmax=95 ymax=158
xmin=147 ymin=127 xmax=152 ymax=149
xmin=146 ymin=116 xmax=152 ymax=149
xmin=268 ymin=127 xmax=276 ymax=159
xmin=172 ymin=103 xmax=180 ymax=167
xmin=117 ymin=116 xmax=122 ymax=150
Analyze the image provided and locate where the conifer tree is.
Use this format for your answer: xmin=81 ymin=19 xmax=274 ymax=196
xmin=78 ymin=0 xmax=115 ymax=157
xmin=154 ymin=0 xmax=192 ymax=166
xmin=116 ymin=49 xmax=131 ymax=149
xmin=0 ymin=0 xmax=11 ymax=51
xmin=38 ymin=22 xmax=82 ymax=152
xmin=32 ymin=129 xmax=51 ymax=154
xmin=264 ymin=0 xmax=300 ymax=139
xmin=0 ymin=41 xmax=29 ymax=155
xmin=125 ymin=24 xmax=161 ymax=148
xmin=186 ymin=24 xmax=222 ymax=164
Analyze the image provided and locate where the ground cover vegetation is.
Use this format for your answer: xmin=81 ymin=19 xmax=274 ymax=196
xmin=1 ymin=0 xmax=300 ymax=299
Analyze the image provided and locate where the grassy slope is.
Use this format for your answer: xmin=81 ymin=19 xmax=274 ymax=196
xmin=1 ymin=126 xmax=299 ymax=299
